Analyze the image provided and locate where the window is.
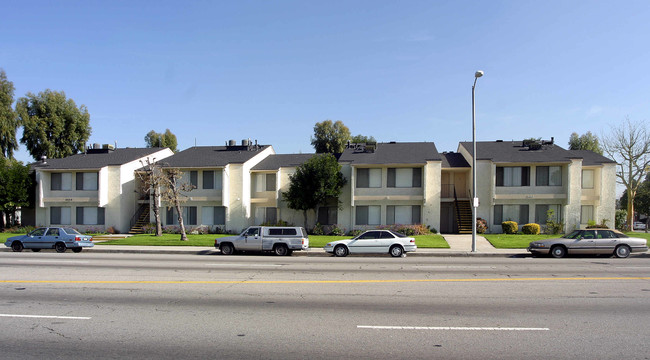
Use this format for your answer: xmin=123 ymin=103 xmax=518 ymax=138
xmin=50 ymin=207 xmax=71 ymax=225
xmin=496 ymin=167 xmax=530 ymax=187
xmin=265 ymin=207 xmax=277 ymax=224
xmin=76 ymin=207 xmax=105 ymax=225
xmin=386 ymin=205 xmax=421 ymax=225
xmin=201 ymin=206 xmax=226 ymax=225
xmin=581 ymin=205 xmax=594 ymax=224
xmin=45 ymin=228 xmax=59 ymax=236
xmin=356 ymin=168 xmax=381 ymax=188
xmin=51 ymin=173 xmax=72 ymax=191
xmin=536 ymin=166 xmax=562 ymax=186
xmin=493 ymin=205 xmax=529 ymax=225
xmin=318 ymin=206 xmax=338 ymax=225
xmin=203 ymin=171 xmax=214 ymax=189
xmin=76 ymin=172 xmax=98 ymax=191
xmin=355 ymin=205 xmax=381 ymax=225
xmin=190 ymin=171 xmax=198 ymax=188
xmin=269 ymin=228 xmax=297 ymax=236
xmin=254 ymin=173 xmax=277 ymax=192
xmin=535 ymin=204 xmax=562 ymax=224
xmin=166 ymin=206 xmax=197 ymax=225
xmin=266 ymin=174 xmax=276 ymax=191
xmin=582 ymin=169 xmax=594 ymax=189
xmin=387 ymin=168 xmax=422 ymax=188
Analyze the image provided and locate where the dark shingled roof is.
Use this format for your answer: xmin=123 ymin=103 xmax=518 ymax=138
xmin=159 ymin=145 xmax=272 ymax=168
xmin=338 ymin=142 xmax=441 ymax=165
xmin=567 ymin=150 xmax=617 ymax=166
xmin=31 ymin=148 xmax=167 ymax=170
xmin=459 ymin=141 xmax=616 ymax=164
xmin=252 ymin=154 xmax=315 ymax=170
xmin=441 ymin=152 xmax=470 ymax=168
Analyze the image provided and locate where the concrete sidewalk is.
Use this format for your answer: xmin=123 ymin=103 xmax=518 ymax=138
xmin=86 ymin=234 xmax=529 ymax=257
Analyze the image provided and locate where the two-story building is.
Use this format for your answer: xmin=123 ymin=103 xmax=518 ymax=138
xmin=457 ymin=139 xmax=616 ymax=233
xmin=29 ymin=145 xmax=173 ymax=233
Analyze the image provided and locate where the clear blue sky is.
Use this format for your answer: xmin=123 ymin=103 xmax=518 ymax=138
xmin=2 ymin=0 xmax=649 ymax=163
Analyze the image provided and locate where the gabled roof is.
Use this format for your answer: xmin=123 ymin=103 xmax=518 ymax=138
xmin=441 ymin=152 xmax=470 ymax=168
xmin=159 ymin=145 xmax=272 ymax=168
xmin=567 ymin=150 xmax=617 ymax=166
xmin=252 ymin=154 xmax=315 ymax=171
xmin=458 ymin=141 xmax=616 ymax=165
xmin=32 ymin=148 xmax=167 ymax=170
xmin=338 ymin=142 xmax=441 ymax=165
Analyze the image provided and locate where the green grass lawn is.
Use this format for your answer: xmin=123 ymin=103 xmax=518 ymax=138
xmin=94 ymin=233 xmax=449 ymax=248
xmin=483 ymin=234 xmax=559 ymax=249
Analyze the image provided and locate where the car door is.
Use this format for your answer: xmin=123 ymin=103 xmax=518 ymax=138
xmin=42 ymin=228 xmax=61 ymax=249
xmin=379 ymin=231 xmax=398 ymax=252
xmin=594 ymin=230 xmax=618 ymax=254
xmin=23 ymin=228 xmax=47 ymax=248
xmin=572 ymin=230 xmax=597 ymax=254
xmin=348 ymin=231 xmax=381 ymax=254
xmin=242 ymin=227 xmax=261 ymax=251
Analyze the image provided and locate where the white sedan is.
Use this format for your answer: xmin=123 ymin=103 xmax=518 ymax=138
xmin=324 ymin=230 xmax=417 ymax=257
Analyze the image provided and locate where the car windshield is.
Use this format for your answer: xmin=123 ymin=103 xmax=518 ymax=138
xmin=62 ymin=228 xmax=82 ymax=235
xmin=562 ymin=230 xmax=582 ymax=239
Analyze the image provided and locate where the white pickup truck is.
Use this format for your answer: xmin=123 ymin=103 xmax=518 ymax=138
xmin=215 ymin=226 xmax=309 ymax=256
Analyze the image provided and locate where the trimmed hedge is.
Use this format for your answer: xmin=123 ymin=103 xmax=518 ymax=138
xmin=501 ymin=221 xmax=518 ymax=234
xmin=522 ymin=223 xmax=541 ymax=235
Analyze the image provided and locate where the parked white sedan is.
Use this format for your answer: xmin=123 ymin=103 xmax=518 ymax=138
xmin=324 ymin=230 xmax=417 ymax=257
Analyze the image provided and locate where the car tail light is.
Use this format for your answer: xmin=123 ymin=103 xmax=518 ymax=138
xmin=410 ymin=239 xmax=415 ymax=243
xmin=75 ymin=236 xmax=81 ymax=242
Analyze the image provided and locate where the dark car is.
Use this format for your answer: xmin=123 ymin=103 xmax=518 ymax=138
xmin=5 ymin=227 xmax=94 ymax=253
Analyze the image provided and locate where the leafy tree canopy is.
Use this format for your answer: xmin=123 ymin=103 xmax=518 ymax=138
xmin=17 ymin=89 xmax=91 ymax=161
xmin=311 ymin=120 xmax=351 ymax=153
xmin=569 ymin=131 xmax=603 ymax=154
xmin=351 ymin=134 xmax=376 ymax=144
xmin=0 ymin=69 xmax=18 ymax=159
xmin=282 ymin=153 xmax=347 ymax=228
xmin=145 ymin=129 xmax=178 ymax=152
xmin=0 ymin=158 xmax=31 ymax=226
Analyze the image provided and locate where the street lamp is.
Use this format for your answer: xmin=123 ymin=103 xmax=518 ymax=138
xmin=471 ymin=70 xmax=484 ymax=252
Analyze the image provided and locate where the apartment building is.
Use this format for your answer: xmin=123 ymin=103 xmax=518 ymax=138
xmin=28 ymin=145 xmax=174 ymax=233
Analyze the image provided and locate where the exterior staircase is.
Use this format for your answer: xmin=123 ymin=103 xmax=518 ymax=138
xmin=128 ymin=204 xmax=150 ymax=234
xmin=456 ymin=200 xmax=473 ymax=234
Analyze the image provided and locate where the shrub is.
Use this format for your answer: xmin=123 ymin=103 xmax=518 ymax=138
xmin=428 ymin=226 xmax=438 ymax=234
xmin=311 ymin=223 xmax=324 ymax=235
xmin=522 ymin=223 xmax=540 ymax=235
xmin=162 ymin=225 xmax=181 ymax=234
xmin=142 ymin=223 xmax=156 ymax=234
xmin=476 ymin=218 xmax=488 ymax=234
xmin=615 ymin=210 xmax=627 ymax=230
xmin=501 ymin=221 xmax=518 ymax=234
xmin=6 ymin=226 xmax=36 ymax=234
xmin=210 ymin=226 xmax=225 ymax=234
xmin=329 ymin=224 xmax=344 ymax=236
xmin=106 ymin=226 xmax=118 ymax=234
xmin=348 ymin=229 xmax=363 ymax=237
xmin=377 ymin=224 xmax=430 ymax=236
xmin=189 ymin=226 xmax=209 ymax=235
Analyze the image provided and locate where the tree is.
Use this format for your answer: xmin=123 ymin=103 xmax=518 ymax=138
xmin=311 ymin=120 xmax=351 ymax=153
xmin=145 ymin=129 xmax=178 ymax=152
xmin=0 ymin=158 xmax=31 ymax=228
xmin=619 ymin=173 xmax=650 ymax=231
xmin=602 ymin=118 xmax=650 ymax=231
xmin=568 ymin=131 xmax=603 ymax=154
xmin=137 ymin=158 xmax=166 ymax=236
xmin=282 ymin=153 xmax=347 ymax=229
xmin=17 ymin=90 xmax=91 ymax=161
xmin=160 ymin=168 xmax=194 ymax=240
xmin=350 ymin=134 xmax=376 ymax=144
xmin=0 ymin=69 xmax=18 ymax=159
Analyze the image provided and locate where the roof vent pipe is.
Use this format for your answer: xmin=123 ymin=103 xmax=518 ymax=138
xmin=228 ymin=139 xmax=236 ymax=147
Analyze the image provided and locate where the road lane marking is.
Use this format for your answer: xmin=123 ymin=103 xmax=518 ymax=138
xmin=358 ymin=325 xmax=549 ymax=331
xmin=15 ymin=260 xmax=90 ymax=264
xmin=204 ymin=263 xmax=283 ymax=267
xmin=0 ymin=314 xmax=91 ymax=320
xmin=0 ymin=277 xmax=649 ymax=284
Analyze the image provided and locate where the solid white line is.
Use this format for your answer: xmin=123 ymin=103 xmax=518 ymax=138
xmin=204 ymin=263 xmax=282 ymax=267
xmin=16 ymin=260 xmax=90 ymax=264
xmin=357 ymin=325 xmax=549 ymax=331
xmin=0 ymin=314 xmax=91 ymax=320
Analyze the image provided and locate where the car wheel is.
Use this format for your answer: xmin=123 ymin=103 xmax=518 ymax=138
xmin=614 ymin=245 xmax=631 ymax=258
xmin=274 ymin=244 xmax=289 ymax=256
xmin=334 ymin=245 xmax=348 ymax=257
xmin=11 ymin=241 xmax=24 ymax=252
xmin=220 ymin=243 xmax=234 ymax=255
xmin=55 ymin=242 xmax=67 ymax=253
xmin=550 ymin=245 xmax=566 ymax=258
xmin=31 ymin=248 xmax=41 ymax=252
xmin=390 ymin=245 xmax=404 ymax=257
xmin=72 ymin=247 xmax=83 ymax=253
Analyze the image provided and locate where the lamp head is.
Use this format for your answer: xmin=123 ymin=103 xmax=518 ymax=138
xmin=475 ymin=70 xmax=484 ymax=78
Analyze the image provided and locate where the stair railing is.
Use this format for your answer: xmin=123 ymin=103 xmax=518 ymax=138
xmin=129 ymin=204 xmax=148 ymax=231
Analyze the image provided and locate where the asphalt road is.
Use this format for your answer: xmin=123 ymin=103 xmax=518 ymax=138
xmin=1 ymin=252 xmax=649 ymax=359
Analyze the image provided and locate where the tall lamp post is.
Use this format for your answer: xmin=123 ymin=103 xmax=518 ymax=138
xmin=471 ymin=70 xmax=484 ymax=252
